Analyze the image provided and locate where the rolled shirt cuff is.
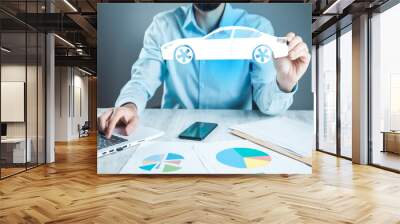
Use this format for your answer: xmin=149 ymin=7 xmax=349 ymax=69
xmin=274 ymin=80 xmax=298 ymax=97
xmin=115 ymin=92 xmax=147 ymax=115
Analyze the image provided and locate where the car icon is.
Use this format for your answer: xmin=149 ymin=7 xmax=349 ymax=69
xmin=161 ymin=26 xmax=288 ymax=65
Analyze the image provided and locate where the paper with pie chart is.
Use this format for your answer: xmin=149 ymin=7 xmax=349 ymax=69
xmin=196 ymin=140 xmax=311 ymax=174
xmin=216 ymin=147 xmax=272 ymax=169
xmin=119 ymin=141 xmax=208 ymax=174
xmin=119 ymin=140 xmax=311 ymax=174
xmin=139 ymin=153 xmax=184 ymax=173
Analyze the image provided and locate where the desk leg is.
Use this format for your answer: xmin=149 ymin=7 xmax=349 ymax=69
xmin=382 ymin=133 xmax=386 ymax=153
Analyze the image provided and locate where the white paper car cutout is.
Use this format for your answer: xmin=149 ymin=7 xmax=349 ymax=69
xmin=161 ymin=26 xmax=288 ymax=64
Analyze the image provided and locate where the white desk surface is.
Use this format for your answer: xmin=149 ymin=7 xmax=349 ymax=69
xmin=97 ymin=108 xmax=313 ymax=174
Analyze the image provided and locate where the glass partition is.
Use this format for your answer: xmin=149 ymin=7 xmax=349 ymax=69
xmin=0 ymin=1 xmax=46 ymax=179
xmin=38 ymin=32 xmax=46 ymax=165
xmin=1 ymin=30 xmax=28 ymax=177
xmin=27 ymin=30 xmax=38 ymax=169
xmin=317 ymin=36 xmax=337 ymax=155
xmin=370 ymin=4 xmax=400 ymax=171
xmin=339 ymin=28 xmax=352 ymax=158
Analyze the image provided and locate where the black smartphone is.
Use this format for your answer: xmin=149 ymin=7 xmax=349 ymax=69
xmin=178 ymin=122 xmax=218 ymax=141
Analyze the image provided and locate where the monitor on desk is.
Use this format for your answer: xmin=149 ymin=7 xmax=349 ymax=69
xmin=1 ymin=123 xmax=7 ymax=138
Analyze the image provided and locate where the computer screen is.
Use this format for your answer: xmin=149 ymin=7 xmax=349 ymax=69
xmin=1 ymin=123 xmax=7 ymax=137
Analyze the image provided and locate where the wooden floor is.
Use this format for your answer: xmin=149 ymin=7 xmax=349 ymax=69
xmin=372 ymin=150 xmax=400 ymax=171
xmin=1 ymin=135 xmax=400 ymax=224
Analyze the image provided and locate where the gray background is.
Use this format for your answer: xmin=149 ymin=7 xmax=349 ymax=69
xmin=98 ymin=3 xmax=313 ymax=110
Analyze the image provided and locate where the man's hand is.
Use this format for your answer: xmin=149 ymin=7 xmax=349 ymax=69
xmin=98 ymin=103 xmax=139 ymax=139
xmin=274 ymin=32 xmax=311 ymax=92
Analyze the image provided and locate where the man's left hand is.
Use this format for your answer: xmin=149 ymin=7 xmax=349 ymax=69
xmin=274 ymin=32 xmax=311 ymax=92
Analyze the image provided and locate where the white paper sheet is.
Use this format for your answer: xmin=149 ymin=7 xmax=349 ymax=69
xmin=195 ymin=140 xmax=311 ymax=174
xmin=119 ymin=141 xmax=208 ymax=174
xmin=230 ymin=116 xmax=314 ymax=157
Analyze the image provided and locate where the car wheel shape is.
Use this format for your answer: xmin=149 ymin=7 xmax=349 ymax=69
xmin=253 ymin=45 xmax=272 ymax=64
xmin=174 ymin=45 xmax=194 ymax=64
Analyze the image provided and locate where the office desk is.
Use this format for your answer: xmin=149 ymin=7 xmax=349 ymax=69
xmin=1 ymin=138 xmax=31 ymax=164
xmin=97 ymin=109 xmax=313 ymax=174
xmin=382 ymin=131 xmax=400 ymax=154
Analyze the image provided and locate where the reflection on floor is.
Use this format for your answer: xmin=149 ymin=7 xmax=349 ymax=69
xmin=0 ymin=162 xmax=43 ymax=178
xmin=373 ymin=150 xmax=400 ymax=171
xmin=0 ymin=167 xmax=25 ymax=177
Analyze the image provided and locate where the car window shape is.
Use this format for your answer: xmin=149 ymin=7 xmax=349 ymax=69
xmin=233 ymin=29 xmax=262 ymax=38
xmin=205 ymin=30 xmax=232 ymax=39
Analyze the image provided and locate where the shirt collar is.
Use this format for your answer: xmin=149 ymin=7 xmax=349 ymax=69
xmin=183 ymin=3 xmax=235 ymax=33
xmin=217 ymin=3 xmax=235 ymax=27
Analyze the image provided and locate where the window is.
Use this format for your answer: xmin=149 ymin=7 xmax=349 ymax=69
xmin=390 ymin=74 xmax=400 ymax=130
xmin=233 ymin=29 xmax=261 ymax=38
xmin=339 ymin=28 xmax=352 ymax=158
xmin=205 ymin=30 xmax=232 ymax=39
xmin=0 ymin=1 xmax=47 ymax=179
xmin=317 ymin=36 xmax=337 ymax=155
xmin=370 ymin=3 xmax=400 ymax=171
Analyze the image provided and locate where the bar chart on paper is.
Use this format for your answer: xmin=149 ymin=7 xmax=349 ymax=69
xmin=216 ymin=148 xmax=271 ymax=169
xmin=139 ymin=153 xmax=184 ymax=173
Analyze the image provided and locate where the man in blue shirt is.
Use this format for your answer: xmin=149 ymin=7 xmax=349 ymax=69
xmin=99 ymin=3 xmax=310 ymax=138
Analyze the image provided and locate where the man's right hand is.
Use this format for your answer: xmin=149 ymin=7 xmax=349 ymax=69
xmin=98 ymin=103 xmax=139 ymax=139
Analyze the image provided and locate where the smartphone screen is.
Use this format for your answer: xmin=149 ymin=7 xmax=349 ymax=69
xmin=178 ymin=122 xmax=218 ymax=141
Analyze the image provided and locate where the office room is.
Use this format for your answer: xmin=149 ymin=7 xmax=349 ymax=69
xmin=1 ymin=0 xmax=400 ymax=223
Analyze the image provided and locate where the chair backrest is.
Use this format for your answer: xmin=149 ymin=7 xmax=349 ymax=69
xmin=82 ymin=121 xmax=90 ymax=129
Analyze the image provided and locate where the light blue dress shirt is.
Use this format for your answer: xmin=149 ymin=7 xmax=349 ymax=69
xmin=115 ymin=3 xmax=296 ymax=115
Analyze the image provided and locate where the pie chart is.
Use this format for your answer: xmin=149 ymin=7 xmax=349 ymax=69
xmin=139 ymin=153 xmax=184 ymax=173
xmin=216 ymin=148 xmax=271 ymax=168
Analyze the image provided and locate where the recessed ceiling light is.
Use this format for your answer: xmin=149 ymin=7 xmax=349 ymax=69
xmin=78 ymin=67 xmax=92 ymax=76
xmin=63 ymin=0 xmax=78 ymax=12
xmin=54 ymin=34 xmax=75 ymax=48
xmin=1 ymin=47 xmax=11 ymax=53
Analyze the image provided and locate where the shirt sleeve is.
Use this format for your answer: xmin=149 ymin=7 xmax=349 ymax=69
xmin=250 ymin=18 xmax=297 ymax=116
xmin=115 ymin=17 xmax=165 ymax=114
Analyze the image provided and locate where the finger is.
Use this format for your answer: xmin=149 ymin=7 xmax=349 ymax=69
xmin=98 ymin=109 xmax=113 ymax=133
xmin=286 ymin=32 xmax=295 ymax=43
xmin=105 ymin=110 xmax=123 ymax=139
xmin=301 ymin=52 xmax=312 ymax=64
xmin=289 ymin=43 xmax=308 ymax=60
xmin=124 ymin=116 xmax=139 ymax=136
xmin=291 ymin=49 xmax=309 ymax=62
xmin=288 ymin=36 xmax=303 ymax=51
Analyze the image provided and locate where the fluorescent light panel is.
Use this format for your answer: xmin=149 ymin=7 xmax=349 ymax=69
xmin=63 ymin=0 xmax=78 ymax=12
xmin=78 ymin=67 xmax=92 ymax=76
xmin=323 ymin=0 xmax=342 ymax=14
xmin=54 ymin=34 xmax=75 ymax=48
xmin=322 ymin=0 xmax=354 ymax=15
xmin=1 ymin=47 xmax=11 ymax=53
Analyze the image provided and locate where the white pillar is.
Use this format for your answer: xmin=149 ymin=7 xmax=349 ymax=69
xmin=45 ymin=1 xmax=55 ymax=163
xmin=352 ymin=14 xmax=369 ymax=164
xmin=46 ymin=33 xmax=55 ymax=163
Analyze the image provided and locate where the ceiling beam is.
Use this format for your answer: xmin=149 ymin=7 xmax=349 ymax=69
xmin=55 ymin=55 xmax=96 ymax=72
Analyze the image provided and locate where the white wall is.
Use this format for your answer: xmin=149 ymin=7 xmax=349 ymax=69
xmin=54 ymin=67 xmax=89 ymax=141
xmin=1 ymin=64 xmax=46 ymax=164
xmin=1 ymin=65 xmax=41 ymax=138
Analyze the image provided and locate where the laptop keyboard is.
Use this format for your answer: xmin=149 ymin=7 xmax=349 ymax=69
xmin=97 ymin=133 xmax=127 ymax=150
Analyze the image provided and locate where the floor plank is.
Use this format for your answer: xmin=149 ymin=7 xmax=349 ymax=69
xmin=1 ymin=135 xmax=400 ymax=224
